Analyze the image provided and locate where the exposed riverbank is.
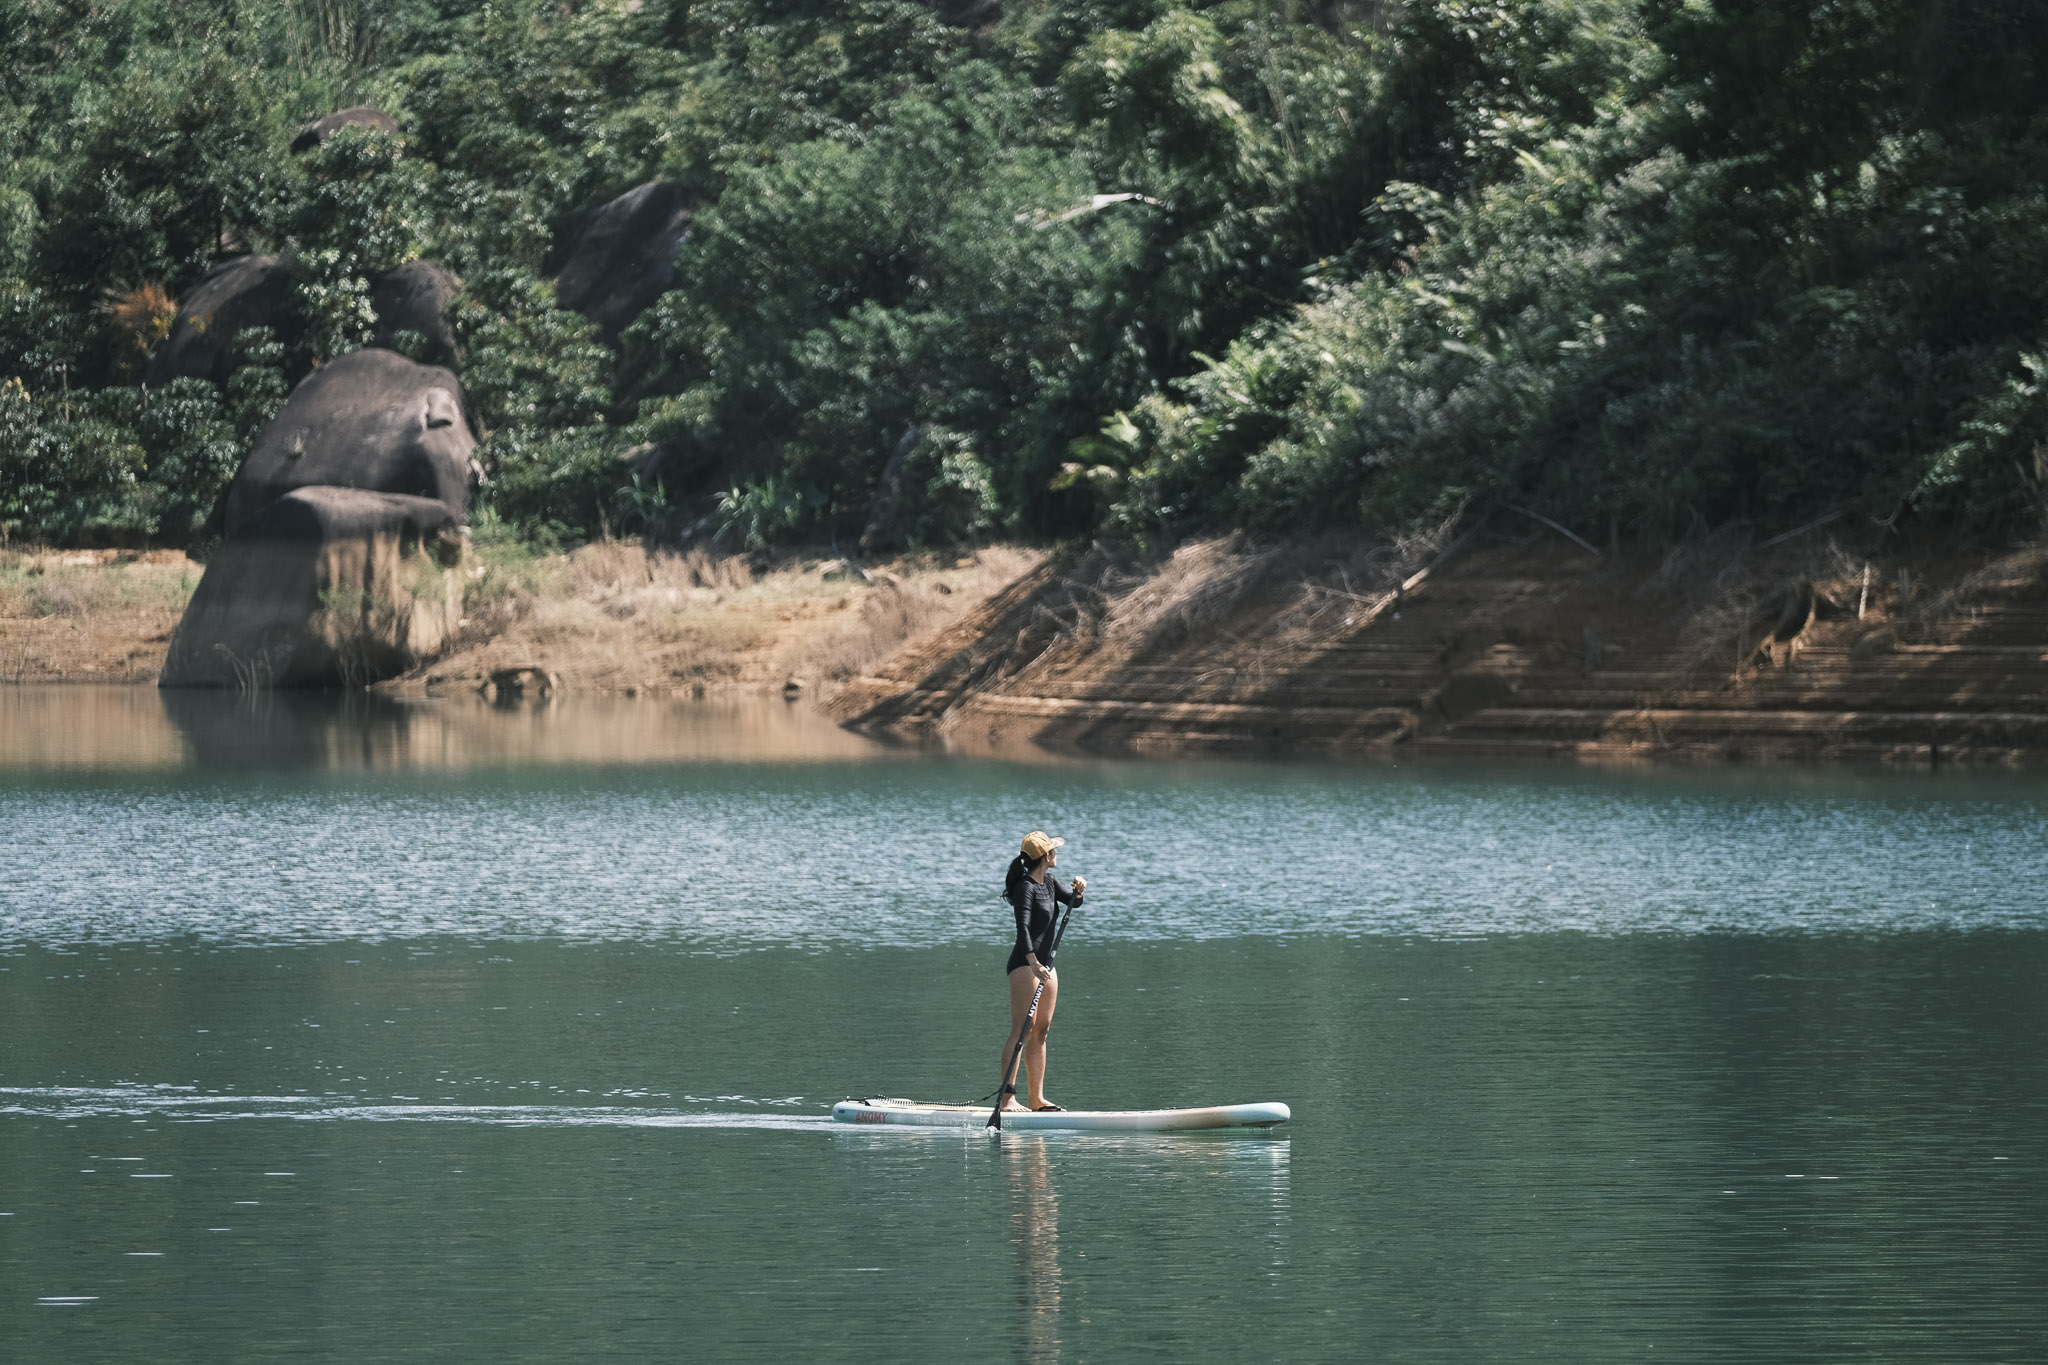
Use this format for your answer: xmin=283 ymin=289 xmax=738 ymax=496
xmin=11 ymin=529 xmax=2048 ymax=767
xmin=0 ymin=541 xmax=1040 ymax=697
xmin=830 ymin=527 xmax=2048 ymax=768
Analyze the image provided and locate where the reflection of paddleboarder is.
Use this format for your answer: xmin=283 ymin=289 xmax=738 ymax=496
xmin=1007 ymin=1137 xmax=1064 ymax=1350
xmin=999 ymin=831 xmax=1085 ymax=1113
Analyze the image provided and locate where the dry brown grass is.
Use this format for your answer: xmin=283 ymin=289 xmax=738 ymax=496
xmin=1662 ymin=533 xmax=1897 ymax=678
xmin=1278 ymin=512 xmax=1468 ymax=640
xmin=1098 ymin=534 xmax=1278 ymax=647
xmin=774 ymin=546 xmax=1038 ymax=682
xmin=1901 ymin=543 xmax=2048 ymax=633
xmin=0 ymin=549 xmax=198 ymax=618
xmin=0 ymin=548 xmax=201 ymax=682
xmin=99 ymin=282 xmax=176 ymax=374
xmin=409 ymin=539 xmax=1040 ymax=696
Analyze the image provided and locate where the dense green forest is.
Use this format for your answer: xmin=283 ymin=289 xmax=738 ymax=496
xmin=2 ymin=0 xmax=2045 ymax=551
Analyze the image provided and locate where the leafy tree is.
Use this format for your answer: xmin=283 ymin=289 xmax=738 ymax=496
xmin=3 ymin=0 xmax=2047 ymax=549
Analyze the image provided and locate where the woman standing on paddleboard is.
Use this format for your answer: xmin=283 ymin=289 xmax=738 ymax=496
xmin=1000 ymin=830 xmax=1085 ymax=1112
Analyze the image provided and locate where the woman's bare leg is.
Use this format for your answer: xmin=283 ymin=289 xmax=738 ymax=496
xmin=999 ymin=966 xmax=1040 ymax=1109
xmin=1023 ymin=970 xmax=1058 ymax=1109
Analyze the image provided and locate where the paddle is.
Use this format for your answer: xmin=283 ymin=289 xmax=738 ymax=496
xmin=987 ymin=891 xmax=1079 ymax=1131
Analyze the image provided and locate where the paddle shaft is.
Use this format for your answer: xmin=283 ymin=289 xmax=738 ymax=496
xmin=986 ymin=893 xmax=1077 ymax=1130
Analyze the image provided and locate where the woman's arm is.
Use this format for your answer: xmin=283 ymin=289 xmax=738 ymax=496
xmin=1051 ymin=876 xmax=1083 ymax=908
xmin=1013 ymin=886 xmax=1036 ymax=962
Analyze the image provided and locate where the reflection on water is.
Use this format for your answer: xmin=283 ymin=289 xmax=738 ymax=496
xmin=1008 ymin=1138 xmax=1063 ymax=1360
xmin=990 ymin=1132 xmax=1293 ymax=1364
xmin=1 ymin=684 xmax=891 ymax=771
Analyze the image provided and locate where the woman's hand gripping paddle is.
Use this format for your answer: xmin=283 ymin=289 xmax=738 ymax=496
xmin=987 ymin=895 xmax=1078 ymax=1131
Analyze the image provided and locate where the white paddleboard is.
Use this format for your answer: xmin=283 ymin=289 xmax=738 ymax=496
xmin=833 ymin=1098 xmax=1290 ymax=1132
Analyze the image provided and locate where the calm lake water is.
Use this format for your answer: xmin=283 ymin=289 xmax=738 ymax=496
xmin=4 ymin=686 xmax=2047 ymax=1361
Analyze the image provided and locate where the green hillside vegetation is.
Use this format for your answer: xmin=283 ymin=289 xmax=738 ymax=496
xmin=2 ymin=0 xmax=2045 ymax=551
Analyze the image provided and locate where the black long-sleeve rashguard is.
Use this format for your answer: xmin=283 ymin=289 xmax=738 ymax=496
xmin=1007 ymin=873 xmax=1082 ymax=975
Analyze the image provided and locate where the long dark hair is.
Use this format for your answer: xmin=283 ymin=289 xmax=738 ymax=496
xmin=1003 ymin=851 xmax=1043 ymax=907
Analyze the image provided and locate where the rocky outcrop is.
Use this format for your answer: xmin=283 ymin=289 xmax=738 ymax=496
xmin=163 ymin=349 xmax=480 ymax=689
xmin=552 ymin=181 xmax=695 ymax=339
xmin=160 ymin=487 xmax=464 ymax=688
xmin=221 ymin=348 xmax=478 ymax=536
xmin=291 ymin=105 xmax=400 ymax=153
xmin=145 ymin=254 xmax=462 ymax=392
xmin=143 ymin=255 xmax=293 ymax=387
xmin=370 ymin=260 xmax=464 ymax=366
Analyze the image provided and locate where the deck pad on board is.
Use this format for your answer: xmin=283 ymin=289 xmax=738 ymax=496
xmin=832 ymin=1098 xmax=1290 ymax=1131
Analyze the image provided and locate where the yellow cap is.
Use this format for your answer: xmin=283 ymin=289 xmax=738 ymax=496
xmin=1020 ymin=830 xmax=1066 ymax=861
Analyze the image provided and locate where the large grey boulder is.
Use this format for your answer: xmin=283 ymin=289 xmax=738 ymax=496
xmin=370 ymin=260 xmax=464 ymax=366
xmin=552 ymin=181 xmax=695 ymax=340
xmin=291 ymin=105 xmax=400 ymax=153
xmin=221 ymin=348 xmax=479 ymax=537
xmin=160 ymin=487 xmax=464 ymax=688
xmin=163 ymin=348 xmax=482 ymax=690
xmin=144 ymin=255 xmax=293 ymax=387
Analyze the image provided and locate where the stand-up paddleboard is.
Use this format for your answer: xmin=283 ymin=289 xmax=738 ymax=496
xmin=834 ymin=1098 xmax=1290 ymax=1132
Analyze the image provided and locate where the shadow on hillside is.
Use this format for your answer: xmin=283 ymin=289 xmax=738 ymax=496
xmin=835 ymin=530 xmax=2048 ymax=762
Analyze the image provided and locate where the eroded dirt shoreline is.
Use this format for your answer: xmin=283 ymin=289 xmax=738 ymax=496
xmin=829 ymin=530 xmax=2048 ymax=769
xmin=9 ymin=531 xmax=2048 ymax=768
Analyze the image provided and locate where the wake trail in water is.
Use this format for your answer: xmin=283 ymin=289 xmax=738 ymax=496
xmin=0 ymin=1084 xmax=836 ymax=1131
